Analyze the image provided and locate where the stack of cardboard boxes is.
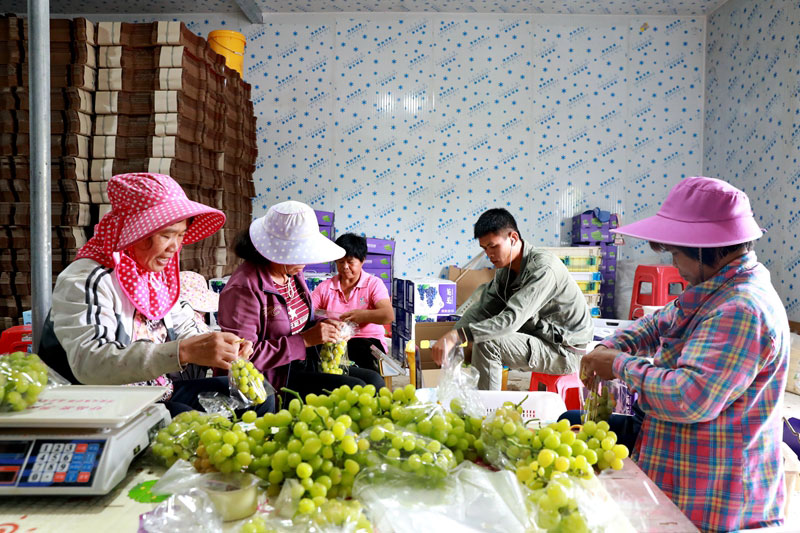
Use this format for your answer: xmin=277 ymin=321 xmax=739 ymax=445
xmin=90 ymin=20 xmax=256 ymax=279
xmin=571 ymin=210 xmax=620 ymax=318
xmin=305 ymin=210 xmax=335 ymax=273
xmin=0 ymin=16 xmax=96 ymax=329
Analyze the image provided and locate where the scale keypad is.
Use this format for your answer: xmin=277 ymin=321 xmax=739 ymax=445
xmin=19 ymin=440 xmax=104 ymax=487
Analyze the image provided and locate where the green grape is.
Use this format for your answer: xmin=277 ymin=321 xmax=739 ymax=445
xmin=0 ymin=352 xmax=49 ymax=412
xmin=229 ymin=359 xmax=269 ymax=405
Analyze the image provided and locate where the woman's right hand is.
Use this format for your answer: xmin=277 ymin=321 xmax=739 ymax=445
xmin=179 ymin=332 xmax=242 ymax=370
xmin=300 ymin=320 xmax=341 ymax=347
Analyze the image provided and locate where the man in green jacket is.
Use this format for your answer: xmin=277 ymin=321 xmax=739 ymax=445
xmin=433 ymin=208 xmax=594 ymax=390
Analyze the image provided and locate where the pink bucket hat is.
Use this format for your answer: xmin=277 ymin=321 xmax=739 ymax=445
xmin=76 ymin=173 xmax=225 ymax=320
xmin=249 ymin=201 xmax=345 ymax=264
xmin=611 ymin=177 xmax=763 ymax=247
xmin=179 ymin=271 xmax=219 ymax=313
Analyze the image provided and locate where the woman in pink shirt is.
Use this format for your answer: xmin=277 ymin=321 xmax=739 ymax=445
xmin=311 ymin=234 xmax=394 ymax=374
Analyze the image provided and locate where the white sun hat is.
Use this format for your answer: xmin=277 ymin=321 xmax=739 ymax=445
xmin=249 ymin=201 xmax=345 ymax=265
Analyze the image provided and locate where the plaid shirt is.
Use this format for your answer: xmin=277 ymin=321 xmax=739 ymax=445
xmin=604 ymin=252 xmax=789 ymax=532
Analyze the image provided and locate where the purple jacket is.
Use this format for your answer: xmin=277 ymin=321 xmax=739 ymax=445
xmin=218 ymin=261 xmax=314 ymax=390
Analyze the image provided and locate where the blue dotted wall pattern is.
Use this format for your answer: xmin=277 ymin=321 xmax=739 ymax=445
xmin=72 ymin=12 xmax=706 ymax=283
xmin=705 ymin=0 xmax=800 ymax=321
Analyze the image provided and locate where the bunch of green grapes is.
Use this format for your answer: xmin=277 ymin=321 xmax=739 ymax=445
xmin=319 ymin=341 xmax=346 ymax=374
xmin=151 ymin=411 xmax=232 ymax=467
xmin=357 ymin=425 xmax=456 ymax=479
xmin=582 ymin=384 xmax=615 ymax=423
xmin=0 ymin=352 xmax=49 ymax=412
xmin=230 ymin=359 xmax=269 ymax=405
xmin=478 ymin=399 xmax=539 ymax=469
xmin=239 ymin=499 xmax=373 ymax=533
xmin=527 ymin=474 xmax=592 ymax=533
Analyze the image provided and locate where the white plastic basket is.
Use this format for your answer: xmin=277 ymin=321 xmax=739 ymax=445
xmin=416 ymin=389 xmax=567 ymax=423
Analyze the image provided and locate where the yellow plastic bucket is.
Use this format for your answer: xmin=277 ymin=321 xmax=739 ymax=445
xmin=208 ymin=30 xmax=246 ymax=76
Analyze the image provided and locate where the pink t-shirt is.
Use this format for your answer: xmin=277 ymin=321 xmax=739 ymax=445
xmin=311 ymin=271 xmax=390 ymax=350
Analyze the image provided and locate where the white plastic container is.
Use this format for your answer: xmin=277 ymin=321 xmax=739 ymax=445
xmin=416 ymin=389 xmax=567 ymax=423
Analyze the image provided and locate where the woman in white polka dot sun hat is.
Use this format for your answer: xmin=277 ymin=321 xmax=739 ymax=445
xmin=218 ymin=200 xmax=385 ymax=398
xmin=39 ymin=173 xmax=274 ymax=416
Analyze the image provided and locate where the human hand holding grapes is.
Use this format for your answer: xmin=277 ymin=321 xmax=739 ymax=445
xmin=300 ymin=319 xmax=342 ymax=347
xmin=579 ymin=346 xmax=620 ymax=386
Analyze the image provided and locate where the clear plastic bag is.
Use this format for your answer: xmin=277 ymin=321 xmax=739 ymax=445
xmin=139 ymin=487 xmax=223 ymax=533
xmin=526 ymin=472 xmax=635 ymax=532
xmin=319 ymin=321 xmax=357 ymax=375
xmin=151 ymin=459 xmax=261 ymax=522
xmin=229 ymin=358 xmax=273 ymax=407
xmin=356 ymin=425 xmax=457 ymax=479
xmin=151 ymin=411 xmax=233 ymax=469
xmin=239 ymin=479 xmax=373 ymax=532
xmin=352 ymin=461 xmax=532 ymax=533
xmin=435 ymin=344 xmax=485 ymax=419
xmin=0 ymin=351 xmax=49 ymax=412
xmin=581 ymin=379 xmax=636 ymax=423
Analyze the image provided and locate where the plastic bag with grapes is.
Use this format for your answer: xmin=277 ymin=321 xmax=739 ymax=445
xmin=479 ymin=398 xmax=539 ymax=471
xmin=355 ymin=425 xmax=457 ymax=480
xmin=0 ymin=351 xmax=50 ymax=412
xmin=526 ymin=472 xmax=636 ymax=533
xmin=435 ymin=343 xmax=485 ymax=419
xmin=580 ymin=379 xmax=635 ymax=423
xmin=319 ymin=321 xmax=357 ymax=375
xmin=352 ymin=461 xmax=531 ymax=533
xmin=228 ymin=357 xmax=274 ymax=408
xmin=239 ymin=479 xmax=373 ymax=533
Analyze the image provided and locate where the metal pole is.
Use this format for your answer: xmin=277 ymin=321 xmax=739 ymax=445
xmin=28 ymin=0 xmax=51 ymax=351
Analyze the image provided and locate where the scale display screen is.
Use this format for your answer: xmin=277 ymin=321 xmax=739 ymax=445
xmin=0 ymin=439 xmax=105 ymax=488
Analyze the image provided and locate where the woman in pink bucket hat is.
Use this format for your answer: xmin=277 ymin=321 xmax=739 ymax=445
xmin=218 ymin=200 xmax=385 ymax=398
xmin=39 ymin=173 xmax=274 ymax=416
xmin=577 ymin=177 xmax=790 ymax=532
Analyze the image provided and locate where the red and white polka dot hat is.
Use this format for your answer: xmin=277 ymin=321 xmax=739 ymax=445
xmin=109 ymin=172 xmax=226 ymax=251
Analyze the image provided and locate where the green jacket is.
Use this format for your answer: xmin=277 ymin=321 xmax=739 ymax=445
xmin=456 ymin=241 xmax=594 ymax=348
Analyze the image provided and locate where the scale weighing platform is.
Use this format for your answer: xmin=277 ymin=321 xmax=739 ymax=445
xmin=0 ymin=386 xmax=170 ymax=495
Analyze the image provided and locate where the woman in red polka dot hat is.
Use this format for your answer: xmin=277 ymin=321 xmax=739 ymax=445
xmin=39 ymin=173 xmax=274 ymax=416
xmin=218 ymin=200 xmax=385 ymax=399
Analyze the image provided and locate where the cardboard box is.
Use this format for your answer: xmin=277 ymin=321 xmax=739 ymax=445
xmin=319 ymin=224 xmax=334 ymax=239
xmin=402 ymin=277 xmax=457 ymax=315
xmin=363 ymin=254 xmax=391 ymax=268
xmin=392 ymin=278 xmax=405 ymax=308
xmin=314 ymin=209 xmax=334 ymax=226
xmin=364 ymin=266 xmax=391 ymax=282
xmin=415 ymin=321 xmax=471 ymax=370
xmin=445 ymin=266 xmax=495 ymax=307
xmin=396 ymin=310 xmax=461 ymax=338
xmin=366 ymin=237 xmax=395 ymax=256
xmin=305 ymin=263 xmax=332 ymax=273
xmin=571 ymin=211 xmax=620 ymax=244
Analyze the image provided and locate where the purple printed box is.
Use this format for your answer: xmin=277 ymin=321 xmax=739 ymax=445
xmin=571 ymin=211 xmax=620 ymax=244
xmin=314 ymin=210 xmax=335 ymax=226
xmin=319 ymin=224 xmax=334 ymax=240
xmin=364 ymin=267 xmax=391 ymax=282
xmin=363 ymin=254 xmax=392 ymax=268
xmin=305 ymin=263 xmax=332 ymax=273
xmin=366 ymin=237 xmax=395 ymax=256
xmin=402 ymin=277 xmax=457 ymax=315
xmin=600 ymin=242 xmax=617 ymax=259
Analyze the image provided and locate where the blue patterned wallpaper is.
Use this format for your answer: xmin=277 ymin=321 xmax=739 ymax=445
xmin=72 ymin=12 xmax=706 ymax=305
xmin=704 ymin=0 xmax=800 ymax=321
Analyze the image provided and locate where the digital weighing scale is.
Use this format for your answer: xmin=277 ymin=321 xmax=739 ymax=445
xmin=0 ymin=386 xmax=170 ymax=495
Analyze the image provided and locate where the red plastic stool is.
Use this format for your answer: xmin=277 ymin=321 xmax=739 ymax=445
xmin=0 ymin=324 xmax=33 ymax=354
xmin=629 ymin=264 xmax=688 ymax=320
xmin=529 ymin=371 xmax=583 ymax=410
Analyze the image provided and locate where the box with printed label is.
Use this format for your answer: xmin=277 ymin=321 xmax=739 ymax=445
xmin=392 ymin=278 xmax=405 ymax=308
xmin=363 ymin=254 xmax=392 ymax=268
xmin=571 ymin=211 xmax=619 ymax=244
xmin=366 ymin=237 xmax=395 ymax=256
xmin=318 ymin=224 xmax=334 ymax=240
xmin=364 ymin=267 xmax=391 ymax=283
xmin=314 ymin=210 xmax=335 ymax=226
xmin=402 ymin=277 xmax=457 ymax=315
xmin=305 ymin=263 xmax=332 ymax=273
